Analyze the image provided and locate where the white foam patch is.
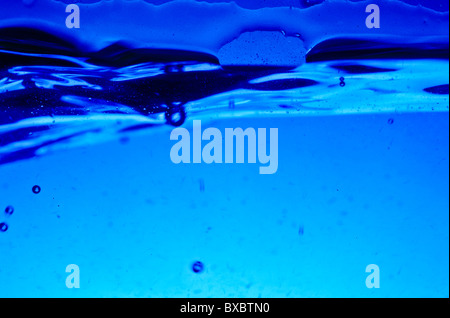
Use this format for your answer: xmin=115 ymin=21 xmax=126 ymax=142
xmin=218 ymin=31 xmax=306 ymax=66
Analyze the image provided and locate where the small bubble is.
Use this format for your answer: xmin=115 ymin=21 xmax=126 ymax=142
xmin=192 ymin=261 xmax=204 ymax=273
xmin=388 ymin=118 xmax=395 ymax=125
xmin=5 ymin=206 xmax=14 ymax=216
xmin=0 ymin=223 xmax=8 ymax=232
xmin=32 ymin=185 xmax=41 ymax=194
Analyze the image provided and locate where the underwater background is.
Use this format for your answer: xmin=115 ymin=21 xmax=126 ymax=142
xmin=0 ymin=0 xmax=448 ymax=298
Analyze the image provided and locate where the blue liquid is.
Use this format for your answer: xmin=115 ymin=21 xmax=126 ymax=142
xmin=0 ymin=0 xmax=448 ymax=298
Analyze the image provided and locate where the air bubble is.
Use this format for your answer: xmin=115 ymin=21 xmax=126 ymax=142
xmin=0 ymin=223 xmax=8 ymax=232
xmin=192 ymin=261 xmax=204 ymax=273
xmin=5 ymin=206 xmax=14 ymax=216
xmin=388 ymin=118 xmax=395 ymax=125
xmin=298 ymin=226 xmax=304 ymax=236
xmin=32 ymin=185 xmax=41 ymax=194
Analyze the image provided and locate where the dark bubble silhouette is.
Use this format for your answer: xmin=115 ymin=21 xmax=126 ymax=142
xmin=0 ymin=223 xmax=8 ymax=232
xmin=388 ymin=118 xmax=395 ymax=125
xmin=199 ymin=179 xmax=205 ymax=193
xmin=298 ymin=226 xmax=304 ymax=236
xmin=339 ymin=77 xmax=346 ymax=87
xmin=192 ymin=261 xmax=204 ymax=273
xmin=4 ymin=206 xmax=14 ymax=216
xmin=32 ymin=185 xmax=41 ymax=194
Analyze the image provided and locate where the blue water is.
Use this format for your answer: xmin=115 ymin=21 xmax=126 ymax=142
xmin=0 ymin=0 xmax=448 ymax=298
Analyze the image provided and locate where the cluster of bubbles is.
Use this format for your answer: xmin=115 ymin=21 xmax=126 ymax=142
xmin=0 ymin=205 xmax=13 ymax=232
xmin=2 ymin=184 xmax=207 ymax=279
xmin=0 ymin=185 xmax=41 ymax=233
